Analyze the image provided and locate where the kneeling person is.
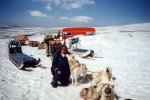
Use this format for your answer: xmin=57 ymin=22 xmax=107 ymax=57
xmin=51 ymin=45 xmax=70 ymax=88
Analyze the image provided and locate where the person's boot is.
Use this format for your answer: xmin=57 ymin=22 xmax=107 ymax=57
xmin=47 ymin=55 xmax=50 ymax=57
xmin=51 ymin=81 xmax=58 ymax=88
xmin=61 ymin=80 xmax=69 ymax=87
xmin=35 ymin=58 xmax=41 ymax=65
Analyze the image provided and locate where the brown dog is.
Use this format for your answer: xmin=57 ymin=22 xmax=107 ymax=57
xmin=80 ymin=83 xmax=115 ymax=100
xmin=80 ymin=86 xmax=100 ymax=100
xmin=27 ymin=40 xmax=40 ymax=47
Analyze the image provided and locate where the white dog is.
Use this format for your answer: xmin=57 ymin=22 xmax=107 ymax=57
xmin=101 ymin=67 xmax=115 ymax=87
xmin=71 ymin=63 xmax=87 ymax=86
xmin=67 ymin=54 xmax=88 ymax=86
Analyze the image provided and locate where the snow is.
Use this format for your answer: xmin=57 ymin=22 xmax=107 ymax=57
xmin=0 ymin=23 xmax=150 ymax=100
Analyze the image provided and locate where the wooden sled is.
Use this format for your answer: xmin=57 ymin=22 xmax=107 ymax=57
xmin=8 ymin=40 xmax=41 ymax=69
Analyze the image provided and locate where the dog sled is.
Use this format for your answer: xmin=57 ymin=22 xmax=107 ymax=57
xmin=68 ymin=37 xmax=94 ymax=58
xmin=8 ymin=40 xmax=41 ymax=68
xmin=72 ymin=48 xmax=94 ymax=58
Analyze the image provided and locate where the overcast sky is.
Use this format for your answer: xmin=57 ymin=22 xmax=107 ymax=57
xmin=0 ymin=0 xmax=150 ymax=27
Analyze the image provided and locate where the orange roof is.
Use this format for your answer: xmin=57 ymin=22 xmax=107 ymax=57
xmin=16 ymin=35 xmax=28 ymax=40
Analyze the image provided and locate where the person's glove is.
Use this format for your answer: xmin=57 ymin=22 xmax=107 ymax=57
xmin=55 ymin=68 xmax=61 ymax=74
xmin=57 ymin=70 xmax=61 ymax=74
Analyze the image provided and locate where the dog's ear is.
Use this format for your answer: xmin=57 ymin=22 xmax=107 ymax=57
xmin=106 ymin=68 xmax=109 ymax=73
xmin=85 ymin=88 xmax=89 ymax=92
xmin=66 ymin=54 xmax=74 ymax=60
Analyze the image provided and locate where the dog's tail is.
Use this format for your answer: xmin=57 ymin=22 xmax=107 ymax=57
xmin=115 ymin=93 xmax=133 ymax=100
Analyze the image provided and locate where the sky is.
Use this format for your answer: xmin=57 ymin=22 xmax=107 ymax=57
xmin=0 ymin=0 xmax=150 ymax=27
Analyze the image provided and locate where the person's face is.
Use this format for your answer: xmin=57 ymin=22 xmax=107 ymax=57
xmin=61 ymin=47 xmax=67 ymax=54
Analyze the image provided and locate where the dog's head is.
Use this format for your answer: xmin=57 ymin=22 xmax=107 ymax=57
xmin=68 ymin=54 xmax=81 ymax=66
xmin=102 ymin=84 xmax=114 ymax=97
xmin=80 ymin=88 xmax=89 ymax=99
xmin=80 ymin=64 xmax=88 ymax=76
xmin=105 ymin=67 xmax=112 ymax=74
xmin=105 ymin=67 xmax=112 ymax=81
xmin=67 ymin=54 xmax=75 ymax=61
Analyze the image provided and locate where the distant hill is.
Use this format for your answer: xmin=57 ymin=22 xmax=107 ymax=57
xmin=0 ymin=25 xmax=20 ymax=29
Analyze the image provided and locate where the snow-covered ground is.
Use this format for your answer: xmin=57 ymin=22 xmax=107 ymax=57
xmin=0 ymin=23 xmax=150 ymax=100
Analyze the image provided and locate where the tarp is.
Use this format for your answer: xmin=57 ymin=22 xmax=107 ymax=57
xmin=11 ymin=53 xmax=35 ymax=62
xmin=69 ymin=37 xmax=79 ymax=49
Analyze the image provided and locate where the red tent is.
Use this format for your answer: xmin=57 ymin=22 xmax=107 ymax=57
xmin=61 ymin=27 xmax=96 ymax=40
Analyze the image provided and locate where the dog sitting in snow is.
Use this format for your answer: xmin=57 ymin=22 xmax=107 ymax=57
xmin=67 ymin=54 xmax=88 ymax=86
xmin=91 ymin=67 xmax=115 ymax=87
xmin=101 ymin=67 xmax=115 ymax=87
xmin=100 ymin=83 xmax=115 ymax=100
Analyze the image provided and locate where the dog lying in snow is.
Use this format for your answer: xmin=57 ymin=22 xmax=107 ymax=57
xmin=91 ymin=67 xmax=115 ymax=87
xmin=26 ymin=40 xmax=40 ymax=47
xmin=80 ymin=83 xmax=115 ymax=100
xmin=80 ymin=85 xmax=100 ymax=100
xmin=67 ymin=54 xmax=88 ymax=86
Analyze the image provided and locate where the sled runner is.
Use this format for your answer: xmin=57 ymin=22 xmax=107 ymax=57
xmin=72 ymin=48 xmax=94 ymax=58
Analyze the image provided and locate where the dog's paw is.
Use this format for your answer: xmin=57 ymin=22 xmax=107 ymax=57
xmin=74 ymin=83 xmax=80 ymax=87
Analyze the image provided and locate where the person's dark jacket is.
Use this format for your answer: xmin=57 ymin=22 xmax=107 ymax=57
xmin=51 ymin=53 xmax=70 ymax=84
